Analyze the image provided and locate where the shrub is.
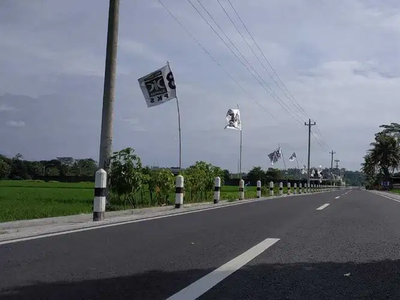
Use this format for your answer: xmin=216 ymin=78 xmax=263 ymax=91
xmin=109 ymin=148 xmax=144 ymax=208
xmin=148 ymin=169 xmax=175 ymax=206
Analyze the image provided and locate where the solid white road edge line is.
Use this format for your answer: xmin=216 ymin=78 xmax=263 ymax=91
xmin=0 ymin=190 xmax=333 ymax=246
xmin=166 ymin=238 xmax=280 ymax=300
xmin=316 ymin=203 xmax=330 ymax=210
xmin=368 ymin=191 xmax=400 ymax=203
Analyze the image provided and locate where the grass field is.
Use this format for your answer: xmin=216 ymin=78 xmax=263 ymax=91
xmin=0 ymin=180 xmax=288 ymax=222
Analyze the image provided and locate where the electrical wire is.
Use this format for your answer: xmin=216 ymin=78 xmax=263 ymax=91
xmin=217 ymin=0 xmax=308 ymax=122
xmin=186 ymin=0 xmax=304 ymax=125
xmin=224 ymin=0 xmax=334 ymax=150
xmin=312 ymin=131 xmax=329 ymax=153
xmin=157 ymin=0 xmax=277 ymax=122
xmin=158 ymin=0 xmax=332 ymax=157
xmin=225 ymin=0 xmax=309 ymax=118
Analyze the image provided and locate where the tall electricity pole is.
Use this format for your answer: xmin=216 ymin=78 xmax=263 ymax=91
xmin=335 ymin=159 xmax=340 ymax=176
xmin=98 ymin=0 xmax=120 ymax=174
xmin=335 ymin=159 xmax=340 ymax=169
xmin=329 ymin=150 xmax=336 ymax=182
xmin=305 ymin=119 xmax=316 ymax=188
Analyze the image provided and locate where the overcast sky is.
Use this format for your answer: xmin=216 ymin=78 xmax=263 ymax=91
xmin=1 ymin=0 xmax=399 ymax=172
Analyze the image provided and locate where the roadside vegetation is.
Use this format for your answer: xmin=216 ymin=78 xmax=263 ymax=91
xmin=361 ymin=123 xmax=400 ymax=190
xmin=1 ymin=146 xmax=360 ymax=222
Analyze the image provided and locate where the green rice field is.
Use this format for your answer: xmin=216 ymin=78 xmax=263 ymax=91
xmin=0 ymin=180 xmax=287 ymax=222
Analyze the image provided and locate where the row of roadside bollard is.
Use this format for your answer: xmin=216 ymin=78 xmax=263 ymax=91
xmin=174 ymin=175 xmax=339 ymax=208
xmin=92 ymin=169 xmax=341 ymax=221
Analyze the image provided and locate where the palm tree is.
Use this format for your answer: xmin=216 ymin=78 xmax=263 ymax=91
xmin=380 ymin=123 xmax=400 ymax=139
xmin=361 ymin=153 xmax=375 ymax=178
xmin=368 ymin=133 xmax=400 ymax=179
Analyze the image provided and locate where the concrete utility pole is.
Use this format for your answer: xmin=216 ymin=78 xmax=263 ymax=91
xmin=305 ymin=119 xmax=316 ymax=188
xmin=98 ymin=0 xmax=120 ymax=173
xmin=329 ymin=150 xmax=336 ymax=180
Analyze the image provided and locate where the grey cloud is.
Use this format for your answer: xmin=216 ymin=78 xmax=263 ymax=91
xmin=6 ymin=120 xmax=25 ymax=127
xmin=0 ymin=103 xmax=15 ymax=112
xmin=1 ymin=0 xmax=400 ymax=171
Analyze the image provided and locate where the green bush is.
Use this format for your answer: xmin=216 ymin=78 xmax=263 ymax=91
xmin=148 ymin=169 xmax=175 ymax=206
xmin=183 ymin=161 xmax=224 ymax=202
xmin=109 ymin=148 xmax=144 ymax=208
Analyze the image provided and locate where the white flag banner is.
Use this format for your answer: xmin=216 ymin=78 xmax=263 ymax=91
xmin=301 ymin=165 xmax=307 ymax=175
xmin=288 ymin=152 xmax=297 ymax=162
xmin=317 ymin=165 xmax=323 ymax=178
xmin=224 ymin=108 xmax=242 ymax=130
xmin=268 ymin=147 xmax=282 ymax=165
xmin=138 ymin=64 xmax=177 ymax=108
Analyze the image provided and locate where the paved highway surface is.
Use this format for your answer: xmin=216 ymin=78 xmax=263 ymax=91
xmin=1 ymin=189 xmax=400 ymax=299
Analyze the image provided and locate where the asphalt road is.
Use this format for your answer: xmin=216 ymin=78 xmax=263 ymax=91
xmin=1 ymin=189 xmax=400 ymax=299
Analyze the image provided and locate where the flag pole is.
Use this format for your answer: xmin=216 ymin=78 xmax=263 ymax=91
xmin=237 ymin=104 xmax=242 ymax=180
xmin=167 ymin=61 xmax=182 ymax=170
xmin=279 ymin=144 xmax=287 ymax=170
xmin=176 ymin=97 xmax=182 ymax=170
xmin=296 ymin=158 xmax=301 ymax=180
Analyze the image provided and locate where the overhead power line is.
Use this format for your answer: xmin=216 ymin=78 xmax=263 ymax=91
xmin=158 ymin=0 xmax=333 ymax=158
xmin=222 ymin=0 xmax=334 ymax=150
xmin=217 ymin=0 xmax=308 ymax=121
xmin=225 ymin=0 xmax=309 ymax=118
xmin=157 ymin=0 xmax=277 ymax=121
xmin=187 ymin=0 xmax=304 ymax=125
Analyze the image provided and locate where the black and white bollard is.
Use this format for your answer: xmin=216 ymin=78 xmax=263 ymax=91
xmin=257 ymin=180 xmax=261 ymax=198
xmin=175 ymin=175 xmax=184 ymax=208
xmin=239 ymin=179 xmax=245 ymax=200
xmin=270 ymin=181 xmax=274 ymax=196
xmin=299 ymin=183 xmax=302 ymax=194
xmin=93 ymin=169 xmax=107 ymax=221
xmin=294 ymin=183 xmax=297 ymax=194
xmin=279 ymin=182 xmax=283 ymax=195
xmin=214 ymin=176 xmax=221 ymax=204
xmin=287 ymin=182 xmax=291 ymax=195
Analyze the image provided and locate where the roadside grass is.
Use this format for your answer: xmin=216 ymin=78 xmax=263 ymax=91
xmin=0 ymin=180 xmax=289 ymax=222
xmin=391 ymin=189 xmax=400 ymax=195
xmin=0 ymin=181 xmax=93 ymax=222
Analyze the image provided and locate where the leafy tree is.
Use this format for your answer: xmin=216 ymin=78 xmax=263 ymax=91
xmin=56 ymin=157 xmax=75 ymax=166
xmin=247 ymin=166 xmax=265 ymax=185
xmin=0 ymin=159 xmax=11 ymax=179
xmin=183 ymin=161 xmax=224 ymax=201
xmin=343 ymin=170 xmax=366 ymax=186
xmin=222 ymin=169 xmax=231 ymax=183
xmin=148 ymin=169 xmax=175 ymax=206
xmin=265 ymin=168 xmax=282 ymax=182
xmin=13 ymin=153 xmax=23 ymax=160
xmin=109 ymin=147 xmax=144 ymax=207
xmin=70 ymin=158 xmax=97 ymax=176
xmin=9 ymin=158 xmax=29 ymax=180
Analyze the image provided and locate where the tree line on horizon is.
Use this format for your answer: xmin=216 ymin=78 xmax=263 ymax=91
xmin=0 ymin=151 xmax=364 ymax=186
